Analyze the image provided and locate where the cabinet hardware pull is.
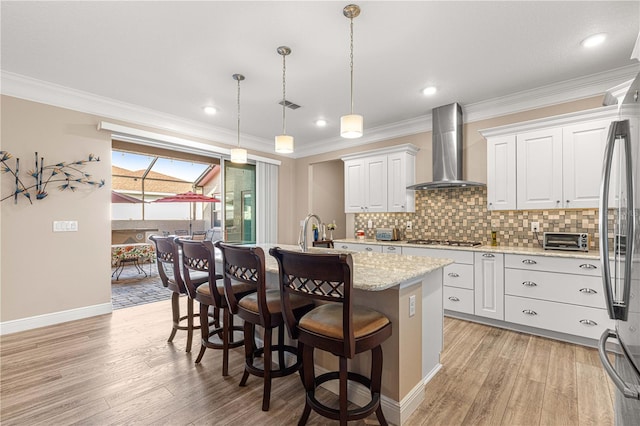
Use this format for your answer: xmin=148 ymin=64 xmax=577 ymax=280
xmin=448 ymin=296 xmax=460 ymax=302
xmin=579 ymin=288 xmax=597 ymax=294
xmin=522 ymin=259 xmax=537 ymax=265
xmin=579 ymin=319 xmax=597 ymax=326
xmin=341 ymin=245 xmax=348 ymax=249
xmin=523 ymin=309 xmax=537 ymax=316
xmin=579 ymin=263 xmax=597 ymax=270
xmin=483 ymin=253 xmax=495 ymax=258
xmin=365 ymin=247 xmax=373 ymax=251
xmin=387 ymin=247 xmax=396 ymax=251
xmin=448 ymin=272 xmax=460 ymax=278
xmin=522 ymin=281 xmax=537 ymax=287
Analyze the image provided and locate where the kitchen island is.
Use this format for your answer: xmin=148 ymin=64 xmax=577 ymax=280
xmin=249 ymin=244 xmax=453 ymax=425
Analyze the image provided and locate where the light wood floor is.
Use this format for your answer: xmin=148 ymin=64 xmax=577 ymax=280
xmin=0 ymin=297 xmax=615 ymax=425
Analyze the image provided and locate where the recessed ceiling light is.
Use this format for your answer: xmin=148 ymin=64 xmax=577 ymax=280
xmin=315 ymin=119 xmax=327 ymax=127
xmin=422 ymin=86 xmax=437 ymax=96
xmin=203 ymin=106 xmax=217 ymax=115
xmin=581 ymin=33 xmax=606 ymax=48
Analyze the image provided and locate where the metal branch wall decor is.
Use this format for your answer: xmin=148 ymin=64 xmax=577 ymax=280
xmin=0 ymin=151 xmax=104 ymax=204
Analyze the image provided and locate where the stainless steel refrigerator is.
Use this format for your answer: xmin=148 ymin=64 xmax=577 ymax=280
xmin=599 ymin=70 xmax=640 ymax=425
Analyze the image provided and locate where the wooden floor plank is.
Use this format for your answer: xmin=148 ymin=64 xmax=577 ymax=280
xmin=0 ymin=299 xmax=616 ymax=426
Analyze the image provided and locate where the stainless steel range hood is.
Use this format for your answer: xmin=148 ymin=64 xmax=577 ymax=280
xmin=407 ymin=103 xmax=485 ymax=190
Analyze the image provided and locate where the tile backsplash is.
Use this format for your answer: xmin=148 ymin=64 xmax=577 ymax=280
xmin=354 ymin=186 xmax=612 ymax=249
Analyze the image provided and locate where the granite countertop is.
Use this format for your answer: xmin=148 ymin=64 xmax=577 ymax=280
xmin=334 ymin=238 xmax=602 ymax=260
xmin=252 ymin=243 xmax=453 ymax=292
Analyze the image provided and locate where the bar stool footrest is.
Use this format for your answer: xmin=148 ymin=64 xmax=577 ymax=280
xmin=245 ymin=344 xmax=300 ymax=379
xmin=308 ymin=371 xmax=380 ymax=421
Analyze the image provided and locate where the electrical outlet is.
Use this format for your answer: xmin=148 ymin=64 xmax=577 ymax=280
xmin=409 ymin=295 xmax=416 ymax=317
xmin=491 ymin=219 xmax=499 ymax=228
xmin=367 ymin=220 xmax=373 ymax=229
xmin=406 ymin=221 xmax=412 ymax=231
xmin=531 ymin=221 xmax=540 ymax=232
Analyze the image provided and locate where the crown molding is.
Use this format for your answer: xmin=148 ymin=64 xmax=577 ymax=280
xmin=0 ymin=70 xmax=272 ymax=153
xmin=2 ymin=65 xmax=638 ymax=159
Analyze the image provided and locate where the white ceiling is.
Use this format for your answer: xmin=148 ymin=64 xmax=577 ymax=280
xmin=1 ymin=1 xmax=639 ymax=158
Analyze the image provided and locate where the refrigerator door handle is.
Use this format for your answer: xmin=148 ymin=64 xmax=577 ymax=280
xmin=599 ymin=120 xmax=633 ymax=321
xmin=598 ymin=329 xmax=640 ymax=400
xmin=600 ymin=121 xmax=620 ymax=319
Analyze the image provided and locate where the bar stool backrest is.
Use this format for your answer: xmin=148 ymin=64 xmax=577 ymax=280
xmin=269 ymin=247 xmax=355 ymax=357
xmin=177 ymin=240 xmax=222 ymax=306
xmin=149 ymin=235 xmax=184 ymax=293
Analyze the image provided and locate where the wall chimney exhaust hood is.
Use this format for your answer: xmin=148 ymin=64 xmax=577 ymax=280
xmin=407 ymin=102 xmax=485 ymax=190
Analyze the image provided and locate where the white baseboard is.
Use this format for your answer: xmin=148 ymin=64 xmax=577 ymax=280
xmin=0 ymin=303 xmax=113 ymax=335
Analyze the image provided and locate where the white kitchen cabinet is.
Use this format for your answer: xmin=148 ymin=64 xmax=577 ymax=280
xmin=504 ymin=253 xmax=613 ymax=340
xmin=404 ymin=247 xmax=475 ymax=315
xmin=516 ymin=128 xmax=563 ymax=210
xmin=481 ymin=107 xmax=618 ymax=211
xmin=486 ymin=135 xmax=516 ymax=210
xmin=334 ymin=242 xmax=382 ymax=253
xmin=388 ymin=151 xmax=416 ymax=212
xmin=474 ymin=252 xmax=505 ymax=320
xmin=342 ymin=144 xmax=418 ymax=213
xmin=562 ymin=120 xmax=611 ymax=208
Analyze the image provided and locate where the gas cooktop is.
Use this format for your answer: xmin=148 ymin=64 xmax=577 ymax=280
xmin=406 ymin=239 xmax=482 ymax=247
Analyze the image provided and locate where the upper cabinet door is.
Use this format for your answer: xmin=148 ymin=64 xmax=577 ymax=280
xmin=344 ymin=159 xmax=365 ymax=213
xmin=562 ymin=120 xmax=610 ymax=209
xmin=388 ymin=152 xmax=416 ymax=212
xmin=364 ymin=155 xmax=388 ymax=212
xmin=516 ymin=128 xmax=563 ymax=209
xmin=487 ymin=135 xmax=516 ymax=210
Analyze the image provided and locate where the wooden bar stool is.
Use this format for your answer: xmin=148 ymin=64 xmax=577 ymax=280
xmin=215 ymin=242 xmax=314 ymax=411
xmin=149 ymin=235 xmax=207 ymax=352
xmin=177 ymin=239 xmax=254 ymax=375
xmin=270 ymin=247 xmax=392 ymax=426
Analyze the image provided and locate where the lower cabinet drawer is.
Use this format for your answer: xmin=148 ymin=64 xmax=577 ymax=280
xmin=444 ymin=286 xmax=474 ymax=315
xmin=505 ymin=295 xmax=613 ymax=340
xmin=443 ymin=263 xmax=474 ymax=289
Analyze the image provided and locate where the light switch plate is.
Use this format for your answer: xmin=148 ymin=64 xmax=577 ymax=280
xmin=409 ymin=295 xmax=416 ymax=317
xmin=406 ymin=221 xmax=412 ymax=231
xmin=53 ymin=220 xmax=78 ymax=232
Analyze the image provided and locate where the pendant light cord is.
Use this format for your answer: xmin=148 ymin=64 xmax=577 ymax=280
xmin=349 ymin=16 xmax=354 ymax=115
xmin=282 ymin=53 xmax=287 ymax=135
xmin=236 ymin=77 xmax=241 ymax=148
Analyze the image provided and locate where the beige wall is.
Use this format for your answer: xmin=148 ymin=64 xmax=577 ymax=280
xmin=309 ymin=160 xmax=345 ymax=240
xmin=0 ymin=95 xmax=290 ymax=325
xmin=0 ymin=93 xmax=605 ymax=327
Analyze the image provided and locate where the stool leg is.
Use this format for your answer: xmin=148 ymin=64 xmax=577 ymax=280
xmin=277 ymin=325 xmax=286 ymax=368
xmin=371 ymin=345 xmax=388 ymax=426
xmin=339 ymin=356 xmax=348 ymax=426
xmin=186 ymin=297 xmax=194 ymax=353
xmin=298 ymin=344 xmax=314 ymax=426
xmin=222 ymin=308 xmax=230 ymax=376
xmin=168 ymin=292 xmax=179 ymax=343
xmin=240 ymin=322 xmax=254 ymax=387
xmin=262 ymin=326 xmax=273 ymax=411
xmin=195 ymin=302 xmax=208 ymax=363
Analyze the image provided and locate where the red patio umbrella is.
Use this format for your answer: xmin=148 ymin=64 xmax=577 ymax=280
xmin=153 ymin=191 xmax=220 ymax=235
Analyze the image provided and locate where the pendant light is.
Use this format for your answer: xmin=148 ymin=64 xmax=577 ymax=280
xmin=340 ymin=4 xmax=363 ymax=139
xmin=275 ymin=46 xmax=294 ymax=154
xmin=230 ymin=73 xmax=248 ymax=164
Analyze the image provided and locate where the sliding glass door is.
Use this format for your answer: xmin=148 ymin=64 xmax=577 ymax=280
xmin=224 ymin=162 xmax=256 ymax=243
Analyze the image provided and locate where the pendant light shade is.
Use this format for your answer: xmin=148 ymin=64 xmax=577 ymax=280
xmin=231 ymin=73 xmax=247 ymax=164
xmin=275 ymin=46 xmax=294 ymax=154
xmin=230 ymin=148 xmax=248 ymax=163
xmin=275 ymin=134 xmax=294 ymax=153
xmin=340 ymin=114 xmax=363 ymax=139
xmin=340 ymin=4 xmax=363 ymax=139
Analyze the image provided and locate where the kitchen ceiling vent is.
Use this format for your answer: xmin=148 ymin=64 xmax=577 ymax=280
xmin=278 ymin=100 xmax=301 ymax=110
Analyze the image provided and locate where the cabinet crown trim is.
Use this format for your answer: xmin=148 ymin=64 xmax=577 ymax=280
xmin=341 ymin=143 xmax=419 ymax=162
xmin=479 ymin=105 xmax=618 ymax=138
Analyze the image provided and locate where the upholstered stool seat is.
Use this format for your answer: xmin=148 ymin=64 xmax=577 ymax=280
xmin=216 ymin=242 xmax=314 ymax=412
xmin=270 ymin=247 xmax=392 ymax=426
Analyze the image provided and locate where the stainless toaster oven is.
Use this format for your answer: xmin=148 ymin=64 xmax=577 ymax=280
xmin=543 ymin=232 xmax=589 ymax=252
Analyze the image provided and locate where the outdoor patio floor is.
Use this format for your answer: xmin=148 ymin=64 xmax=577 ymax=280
xmin=111 ymin=263 xmax=171 ymax=309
